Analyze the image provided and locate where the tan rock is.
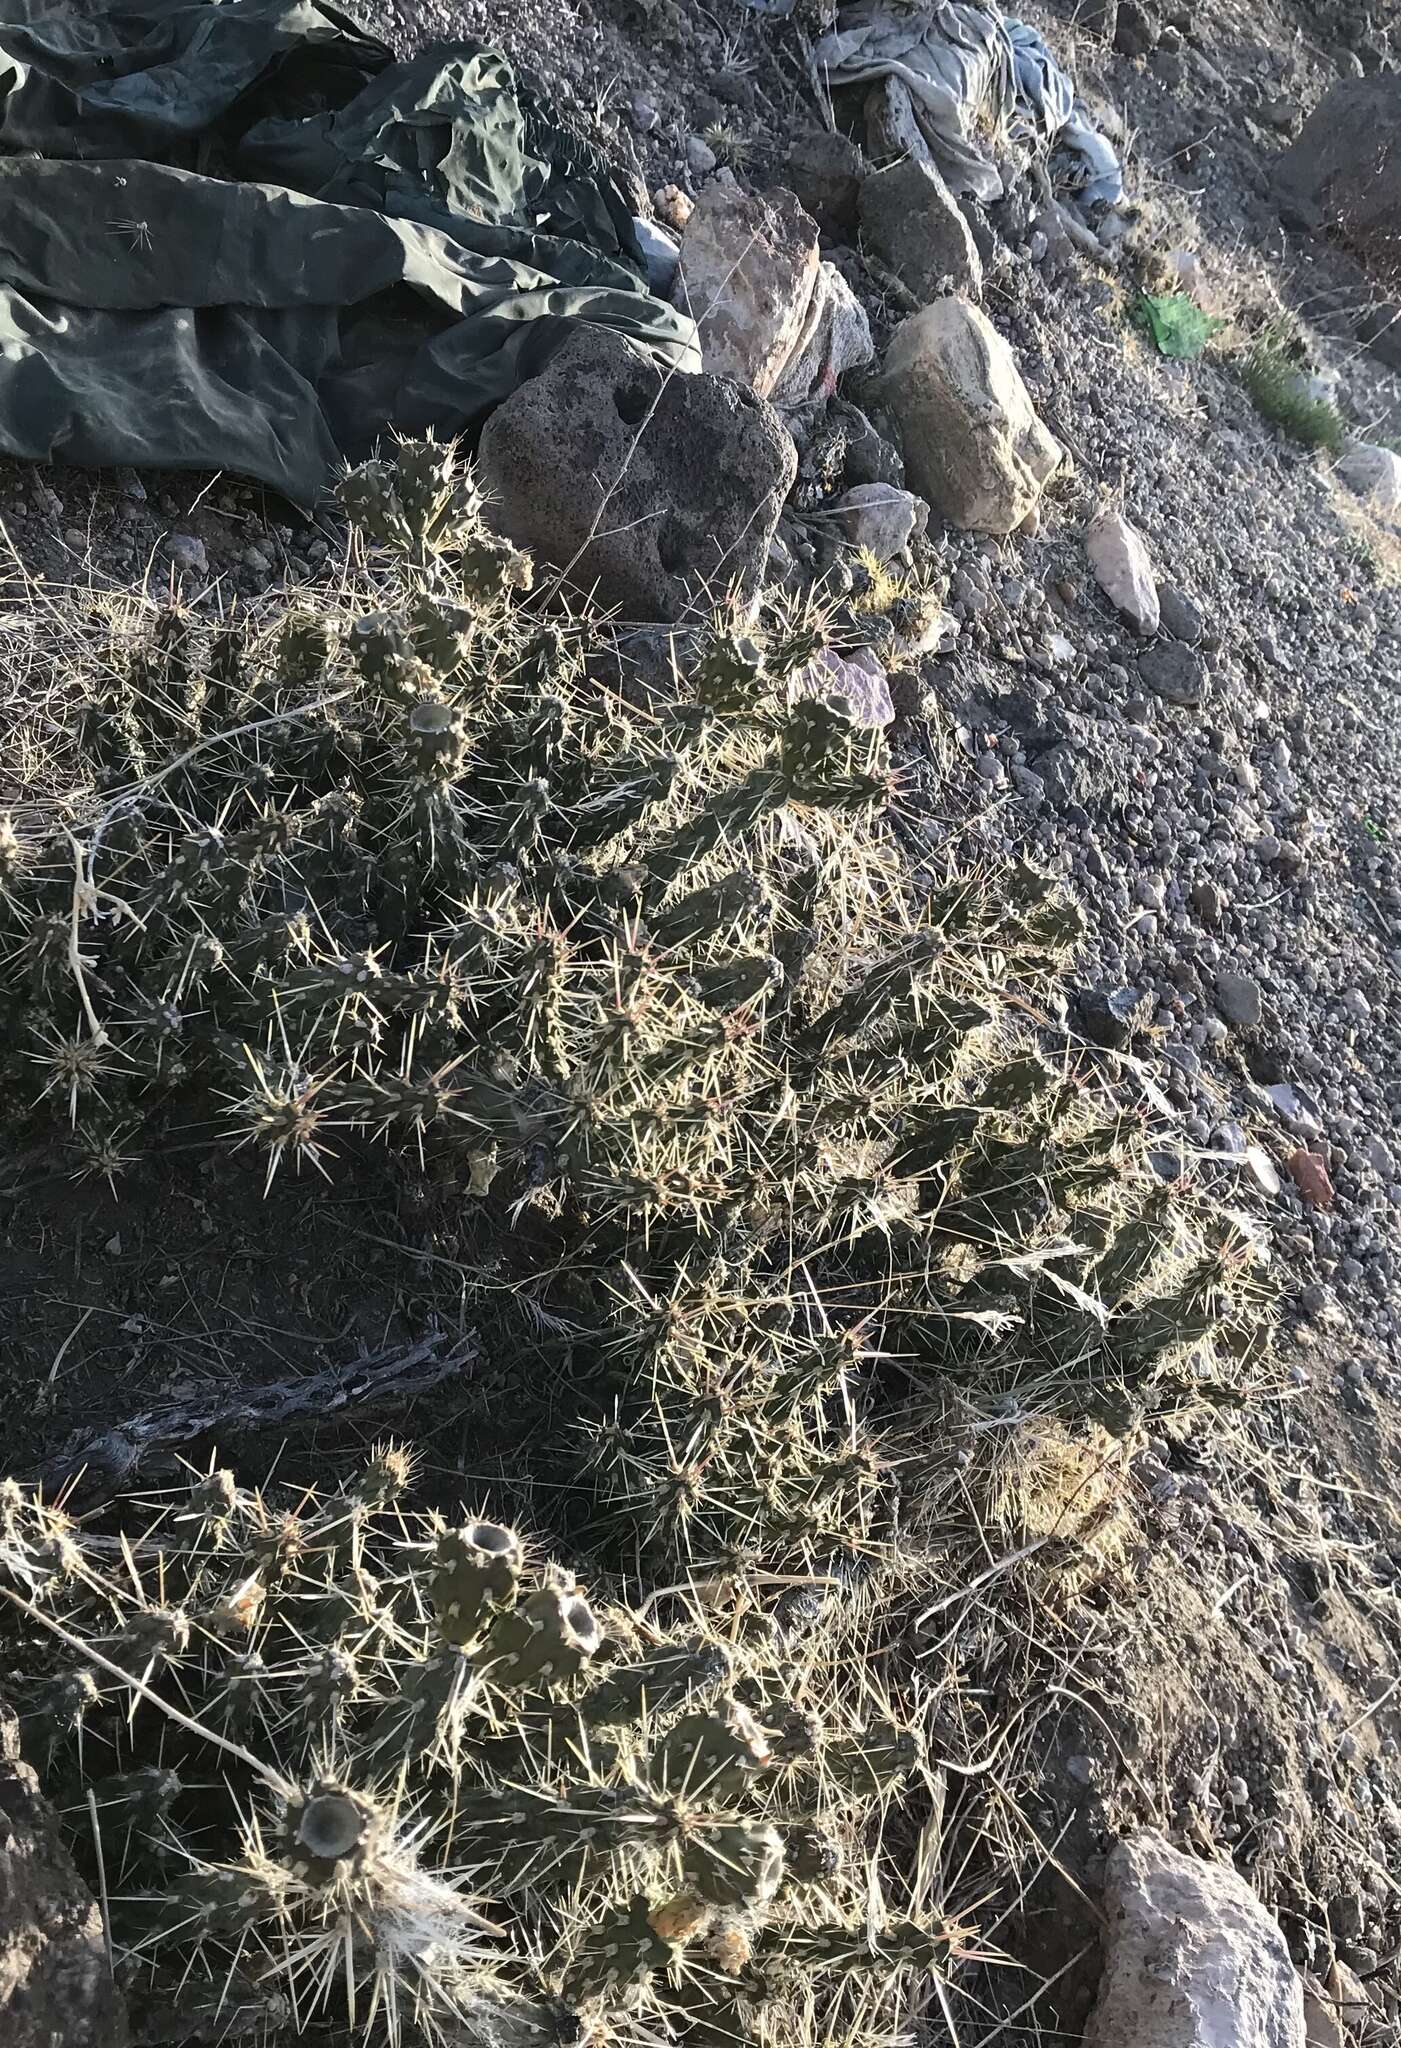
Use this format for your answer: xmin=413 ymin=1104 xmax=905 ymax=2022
xmin=875 ymin=298 xmax=1062 ymax=533
xmin=1086 ymin=505 xmax=1160 ymax=634
xmin=674 ymin=181 xmax=821 ymax=399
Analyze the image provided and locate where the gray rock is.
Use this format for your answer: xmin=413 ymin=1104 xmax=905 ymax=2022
xmin=1080 ymin=985 xmax=1152 ymax=1047
xmin=1086 ymin=507 xmax=1160 ymax=634
xmin=1192 ymin=878 xmax=1226 ymax=924
xmin=1138 ymin=640 xmax=1205 ymax=706
xmin=875 ymin=298 xmax=1062 ymax=534
xmin=1158 ymin=584 xmax=1205 ymax=644
xmin=1335 ymin=441 xmax=1401 ymax=515
xmin=1114 ymin=0 xmax=1159 ymax=57
xmin=0 ymin=1710 xmax=129 ymax=2048
xmin=835 ymin=402 xmax=906 ymax=489
xmin=785 ymin=127 xmax=865 ymax=237
xmin=166 ymin=532 xmax=208 ymax=578
xmin=859 ymin=156 xmax=983 ymax=302
xmin=1085 ymin=1830 xmax=1305 ymax=2048
xmin=826 ymin=482 xmax=928 ymax=561
xmin=477 ymin=327 xmax=796 ymax=623
xmin=1215 ymin=970 xmax=1263 ymax=1029
xmin=675 ymin=181 xmax=821 ymax=399
xmin=685 ymin=134 xmax=718 ymax=177
xmin=863 ymin=75 xmax=934 ymax=169
xmin=798 ymin=646 xmax=894 ymax=728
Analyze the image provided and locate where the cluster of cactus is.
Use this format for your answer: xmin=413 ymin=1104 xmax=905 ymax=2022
xmin=0 ymin=1454 xmax=956 ymax=2045
xmin=1 ymin=440 xmax=1265 ymax=1579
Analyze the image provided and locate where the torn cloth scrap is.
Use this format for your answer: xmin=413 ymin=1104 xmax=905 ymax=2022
xmin=0 ymin=0 xmax=699 ymax=501
xmin=814 ymin=0 xmax=1124 ymax=213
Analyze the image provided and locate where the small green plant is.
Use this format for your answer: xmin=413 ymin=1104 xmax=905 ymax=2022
xmin=1241 ymin=326 xmax=1345 ymax=453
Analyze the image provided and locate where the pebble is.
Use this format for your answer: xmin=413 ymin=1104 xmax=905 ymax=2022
xmin=1138 ymin=640 xmax=1204 ymax=706
xmin=685 ymin=134 xmax=718 ymax=176
xmin=166 ymin=533 xmax=208 ymax=578
xmin=1214 ymin=970 xmax=1263 ymax=1029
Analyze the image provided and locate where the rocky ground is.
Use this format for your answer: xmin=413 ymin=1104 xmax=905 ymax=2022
xmin=1 ymin=0 xmax=1400 ymax=2038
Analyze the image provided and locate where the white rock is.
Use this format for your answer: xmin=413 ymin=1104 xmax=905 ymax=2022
xmin=1335 ymin=440 xmax=1401 ymax=515
xmin=1086 ymin=506 xmax=1160 ymax=635
xmin=675 ymin=181 xmax=821 ymax=399
xmin=1086 ymin=1832 xmax=1306 ymax=2048
xmin=874 ymin=298 xmax=1062 ymax=534
xmin=825 ymin=482 xmax=928 ymax=562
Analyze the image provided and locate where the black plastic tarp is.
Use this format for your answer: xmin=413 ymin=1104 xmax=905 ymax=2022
xmin=0 ymin=0 xmax=699 ymax=499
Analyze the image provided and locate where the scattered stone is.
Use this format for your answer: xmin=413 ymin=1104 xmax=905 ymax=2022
xmin=675 ymin=182 xmax=821 ymax=399
xmin=1215 ymin=970 xmax=1263 ymax=1029
xmin=826 ymin=482 xmax=928 ymax=561
xmin=1158 ymin=584 xmax=1205 ymax=644
xmin=165 ymin=532 xmax=208 ymax=578
xmin=1080 ymin=985 xmax=1152 ymax=1047
xmin=1138 ymin=640 xmax=1205 ymax=707
xmin=685 ymin=133 xmax=718 ymax=177
xmin=1086 ymin=506 xmax=1160 ymax=634
xmin=1192 ymin=878 xmax=1226 ymax=925
xmin=875 ymin=298 xmax=1062 ymax=534
xmin=1114 ymin=0 xmax=1159 ymax=57
xmin=0 ymin=1710 xmax=130 ymax=2048
xmin=477 ymin=327 xmax=796 ymax=623
xmin=858 ymin=156 xmax=984 ymax=302
xmin=1085 ymin=1831 xmax=1306 ymax=2048
xmin=834 ymin=402 xmax=906 ymax=489
xmin=630 ymin=95 xmax=659 ymax=134
xmin=863 ymin=75 xmax=933 ymax=169
xmin=653 ymin=183 xmax=694 ymax=233
xmin=798 ymin=646 xmax=893 ymax=728
xmin=1335 ymin=441 xmax=1401 ymax=516
xmin=1288 ymin=1148 xmax=1335 ymax=1210
xmin=785 ymin=127 xmax=865 ymax=237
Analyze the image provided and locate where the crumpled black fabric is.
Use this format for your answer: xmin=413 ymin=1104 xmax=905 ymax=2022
xmin=0 ymin=0 xmax=699 ymax=500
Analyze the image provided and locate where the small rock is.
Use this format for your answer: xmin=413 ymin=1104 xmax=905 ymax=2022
xmin=685 ymin=134 xmax=718 ymax=177
xmin=1086 ymin=507 xmax=1160 ymax=635
xmin=166 ymin=533 xmax=208 ymax=578
xmin=1157 ymin=584 xmax=1205 ymax=644
xmin=785 ymin=126 xmax=865 ymax=237
xmin=675 ymin=182 xmax=821 ymax=399
xmin=1215 ymin=971 xmax=1263 ymax=1029
xmin=1085 ymin=1830 xmax=1306 ymax=2048
xmin=1192 ymin=878 xmax=1226 ymax=925
xmin=858 ymin=156 xmax=983 ymax=301
xmin=771 ymin=259 xmax=873 ymax=405
xmin=1114 ymin=0 xmax=1160 ymax=56
xmin=1138 ymin=640 xmax=1205 ymax=707
xmin=654 ymin=183 xmax=694 ymax=233
xmin=799 ymin=646 xmax=894 ymax=728
xmin=835 ymin=402 xmax=906 ymax=489
xmin=1335 ymin=441 xmax=1401 ymax=515
xmin=1288 ymin=1149 xmax=1335 ymax=1210
xmin=1080 ymin=985 xmax=1152 ymax=1048
xmin=826 ymin=482 xmax=928 ymax=561
xmin=875 ymin=297 xmax=1063 ymax=534
xmin=630 ymin=96 xmax=660 ymax=133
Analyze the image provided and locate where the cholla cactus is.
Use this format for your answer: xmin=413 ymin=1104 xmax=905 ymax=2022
xmin=0 ymin=1457 xmax=944 ymax=2046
